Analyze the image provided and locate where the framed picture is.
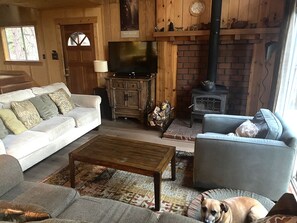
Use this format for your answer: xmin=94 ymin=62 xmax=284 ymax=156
xmin=120 ymin=0 xmax=139 ymax=38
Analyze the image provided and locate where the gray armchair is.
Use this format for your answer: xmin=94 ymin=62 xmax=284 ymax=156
xmin=193 ymin=112 xmax=297 ymax=201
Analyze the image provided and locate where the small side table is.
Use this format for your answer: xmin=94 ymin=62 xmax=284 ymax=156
xmin=93 ymin=87 xmax=112 ymax=120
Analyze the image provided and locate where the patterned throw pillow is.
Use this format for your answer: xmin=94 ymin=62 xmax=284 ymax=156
xmin=0 ymin=118 xmax=9 ymax=139
xmin=48 ymin=88 xmax=75 ymax=114
xmin=235 ymin=119 xmax=259 ymax=137
xmin=11 ymin=100 xmax=42 ymax=129
xmin=29 ymin=94 xmax=59 ymax=120
xmin=253 ymin=215 xmax=297 ymax=223
xmin=0 ymin=200 xmax=50 ymax=222
xmin=0 ymin=109 xmax=27 ymax=134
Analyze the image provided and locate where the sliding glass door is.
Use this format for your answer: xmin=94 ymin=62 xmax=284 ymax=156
xmin=274 ymin=0 xmax=297 ymax=193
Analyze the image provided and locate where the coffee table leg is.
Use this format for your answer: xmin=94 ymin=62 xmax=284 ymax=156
xmin=154 ymin=172 xmax=161 ymax=211
xmin=171 ymin=153 xmax=176 ymax=181
xmin=69 ymin=154 xmax=75 ymax=188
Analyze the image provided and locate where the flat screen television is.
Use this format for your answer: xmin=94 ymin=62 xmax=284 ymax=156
xmin=108 ymin=41 xmax=158 ymax=76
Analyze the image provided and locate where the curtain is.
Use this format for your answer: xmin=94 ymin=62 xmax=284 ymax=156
xmin=274 ymin=0 xmax=297 ymax=192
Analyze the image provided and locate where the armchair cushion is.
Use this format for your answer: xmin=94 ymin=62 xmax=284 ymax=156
xmin=252 ymin=109 xmax=283 ymax=140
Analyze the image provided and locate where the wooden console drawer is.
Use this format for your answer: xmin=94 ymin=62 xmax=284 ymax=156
xmin=112 ymin=80 xmax=125 ymax=88
xmin=127 ymin=81 xmax=139 ymax=89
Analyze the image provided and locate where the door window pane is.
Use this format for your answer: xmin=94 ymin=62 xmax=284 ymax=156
xmin=67 ymin=32 xmax=90 ymax=46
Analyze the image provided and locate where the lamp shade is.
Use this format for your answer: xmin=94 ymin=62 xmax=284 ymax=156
xmin=94 ymin=60 xmax=108 ymax=72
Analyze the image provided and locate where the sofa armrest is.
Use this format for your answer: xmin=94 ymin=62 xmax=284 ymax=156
xmin=71 ymin=94 xmax=101 ymax=109
xmin=203 ymin=114 xmax=253 ymax=134
xmin=194 ymin=133 xmax=296 ymax=201
xmin=72 ymin=94 xmax=102 ymax=123
xmin=0 ymin=140 xmax=6 ymax=154
xmin=0 ymin=155 xmax=24 ymax=197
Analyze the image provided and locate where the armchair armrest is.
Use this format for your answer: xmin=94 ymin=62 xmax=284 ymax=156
xmin=203 ymin=114 xmax=253 ymax=134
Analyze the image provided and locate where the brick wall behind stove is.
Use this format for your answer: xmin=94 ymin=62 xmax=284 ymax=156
xmin=176 ymin=40 xmax=253 ymax=118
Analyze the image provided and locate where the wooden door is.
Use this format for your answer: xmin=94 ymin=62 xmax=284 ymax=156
xmin=61 ymin=24 xmax=97 ymax=94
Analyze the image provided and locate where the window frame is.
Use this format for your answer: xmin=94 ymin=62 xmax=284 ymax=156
xmin=1 ymin=24 xmax=41 ymax=64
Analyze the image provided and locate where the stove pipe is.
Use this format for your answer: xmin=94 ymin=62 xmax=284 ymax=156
xmin=207 ymin=0 xmax=223 ymax=82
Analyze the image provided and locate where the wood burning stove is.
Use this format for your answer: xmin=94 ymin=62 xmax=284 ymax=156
xmin=190 ymin=85 xmax=228 ymax=127
xmin=189 ymin=0 xmax=227 ymax=128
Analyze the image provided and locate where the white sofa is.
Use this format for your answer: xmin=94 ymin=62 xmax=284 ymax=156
xmin=0 ymin=82 xmax=101 ymax=171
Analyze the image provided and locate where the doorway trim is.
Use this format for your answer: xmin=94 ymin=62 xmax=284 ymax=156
xmin=54 ymin=16 xmax=100 ymax=85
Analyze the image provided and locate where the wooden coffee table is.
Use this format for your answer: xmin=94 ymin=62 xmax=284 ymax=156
xmin=69 ymin=135 xmax=176 ymax=211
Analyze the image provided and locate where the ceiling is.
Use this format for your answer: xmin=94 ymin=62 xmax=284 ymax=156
xmin=0 ymin=0 xmax=105 ymax=9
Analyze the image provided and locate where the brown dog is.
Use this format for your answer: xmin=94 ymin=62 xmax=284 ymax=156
xmin=200 ymin=195 xmax=268 ymax=223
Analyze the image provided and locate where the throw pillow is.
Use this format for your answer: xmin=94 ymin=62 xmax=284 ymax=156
xmin=251 ymin=109 xmax=283 ymax=140
xmin=29 ymin=94 xmax=59 ymax=120
xmin=0 ymin=200 xmax=50 ymax=222
xmin=235 ymin=120 xmax=259 ymax=138
xmin=48 ymin=88 xmax=75 ymax=114
xmin=0 ymin=109 xmax=27 ymax=134
xmin=11 ymin=100 xmax=42 ymax=129
xmin=252 ymin=215 xmax=297 ymax=223
xmin=0 ymin=118 xmax=9 ymax=139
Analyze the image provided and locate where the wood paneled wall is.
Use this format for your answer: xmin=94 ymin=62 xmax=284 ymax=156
xmin=156 ymin=0 xmax=284 ymax=31
xmin=0 ymin=0 xmax=156 ymax=87
xmin=0 ymin=0 xmax=286 ymax=115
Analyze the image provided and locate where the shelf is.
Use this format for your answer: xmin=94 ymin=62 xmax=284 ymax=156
xmin=153 ymin=28 xmax=280 ymax=41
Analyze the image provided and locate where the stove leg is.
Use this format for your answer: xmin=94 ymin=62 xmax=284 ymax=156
xmin=190 ymin=115 xmax=193 ymax=128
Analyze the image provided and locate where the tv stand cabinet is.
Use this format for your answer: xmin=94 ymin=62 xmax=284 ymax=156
xmin=106 ymin=75 xmax=156 ymax=123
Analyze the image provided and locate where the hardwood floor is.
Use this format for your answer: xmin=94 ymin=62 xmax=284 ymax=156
xmin=24 ymin=118 xmax=194 ymax=182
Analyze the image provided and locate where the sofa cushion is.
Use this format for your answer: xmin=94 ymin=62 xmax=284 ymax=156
xmin=0 ymin=181 xmax=79 ymax=218
xmin=3 ymin=131 xmax=49 ymax=160
xmin=0 ymin=89 xmax=35 ymax=107
xmin=0 ymin=118 xmax=9 ymax=139
xmin=0 ymin=109 xmax=27 ymax=134
xmin=30 ymin=95 xmax=59 ymax=120
xmin=64 ymin=107 xmax=99 ymax=127
xmin=11 ymin=100 xmax=42 ymax=129
xmin=158 ymin=212 xmax=200 ymax=223
xmin=252 ymin=109 xmax=283 ymax=140
xmin=0 ymin=200 xmax=51 ymax=222
xmin=31 ymin=82 xmax=71 ymax=97
xmin=58 ymin=196 xmax=158 ymax=223
xmin=32 ymin=219 xmax=83 ymax=223
xmin=48 ymin=89 xmax=75 ymax=115
xmin=31 ymin=116 xmax=75 ymax=141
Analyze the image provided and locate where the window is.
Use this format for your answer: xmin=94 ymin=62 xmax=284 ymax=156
xmin=2 ymin=26 xmax=39 ymax=61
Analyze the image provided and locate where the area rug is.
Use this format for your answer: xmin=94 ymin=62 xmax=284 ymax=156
xmin=43 ymin=151 xmax=200 ymax=216
xmin=162 ymin=119 xmax=202 ymax=141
